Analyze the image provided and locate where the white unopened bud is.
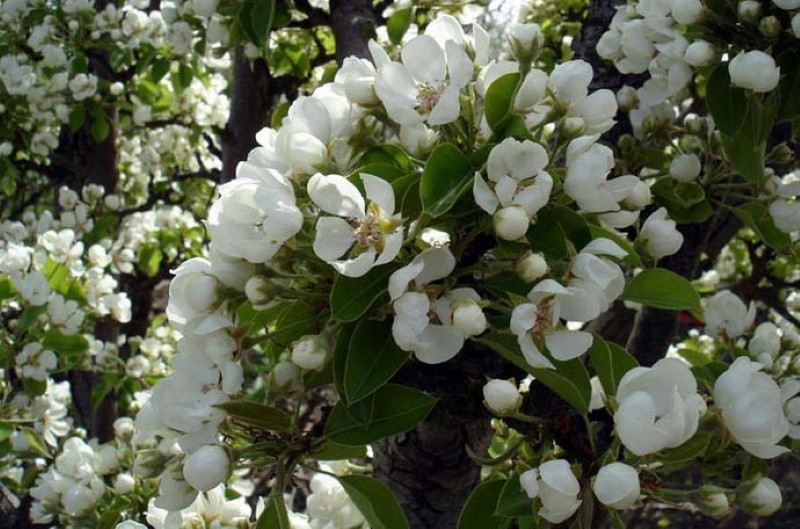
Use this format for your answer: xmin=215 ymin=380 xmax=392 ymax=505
xmin=510 ymin=23 xmax=544 ymax=62
xmin=482 ymin=379 xmax=521 ymax=415
xmin=451 ymin=300 xmax=487 ymax=336
xmin=493 ymin=206 xmax=529 ymax=240
xmin=183 ymin=445 xmax=230 ymax=492
xmin=684 ymin=40 xmax=715 ymax=67
xmin=700 ymin=487 xmax=731 ymax=518
xmin=672 ymin=0 xmax=704 ymax=24
xmin=616 ymin=86 xmax=638 ymax=112
xmin=113 ymin=417 xmax=135 ymax=441
xmin=729 ymin=50 xmax=780 ymax=93
xmin=741 ymin=478 xmax=782 ymax=516
xmin=110 ymin=82 xmax=124 ymax=96
xmin=563 ymin=116 xmax=585 ymax=137
xmin=669 ymin=153 xmax=702 ymax=182
xmin=738 ymin=0 xmax=761 ymax=22
xmin=245 ymin=275 xmax=276 ymax=306
xmin=291 ymin=335 xmax=328 ymax=371
xmin=399 ymin=124 xmax=436 ymax=157
xmin=759 ymin=16 xmax=781 ymax=38
xmin=114 ymin=473 xmax=136 ymax=494
xmin=516 ymin=252 xmax=548 ymax=283
xmin=268 ymin=361 xmax=301 ymax=391
xmin=592 ymin=463 xmax=640 ymax=509
xmin=792 ymin=14 xmax=800 ymax=38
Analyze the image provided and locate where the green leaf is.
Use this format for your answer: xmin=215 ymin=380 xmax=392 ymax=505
xmin=325 ymin=384 xmax=436 ymax=445
xmin=42 ymin=331 xmax=88 ymax=357
xmin=0 ymin=422 xmax=13 ymax=443
xmin=651 ymin=178 xmax=714 ymax=224
xmin=777 ymin=51 xmax=800 ymax=122
xmin=216 ymin=400 xmax=292 ymax=431
xmin=526 ymin=206 xmax=591 ymax=259
xmin=333 ymin=323 xmax=356 ymax=401
xmin=338 ymin=475 xmax=409 ymax=529
xmin=96 ymin=509 xmax=122 ymax=529
xmin=0 ymin=277 xmax=14 ymax=300
xmin=330 ymin=265 xmax=395 ymax=322
xmin=68 ymin=105 xmax=86 ymax=132
xmin=587 ymin=335 xmax=638 ymax=396
xmin=90 ymin=113 xmax=110 ymax=142
xmin=588 ymin=226 xmax=642 ymax=267
xmin=485 ymin=73 xmax=521 ymax=133
xmin=495 ymin=473 xmax=532 ymax=518
xmin=419 ymin=143 xmax=472 ymax=217
xmin=18 ymin=305 xmax=47 ymax=330
xmin=706 ymin=66 xmax=747 ymax=136
xmin=256 ymin=493 xmax=291 ymax=529
xmin=657 ymin=432 xmax=711 ymax=466
xmin=311 ymin=441 xmax=367 ymax=461
xmin=458 ymin=479 xmax=511 ymax=529
xmin=271 ymin=303 xmax=318 ymax=345
xmin=733 ymin=202 xmax=791 ymax=252
xmin=244 ymin=0 xmax=277 ymax=46
xmin=344 ymin=319 xmax=410 ymax=404
xmin=387 ymin=7 xmax=413 ymax=45
xmin=478 ymin=333 xmax=592 ymax=414
xmin=150 ymin=58 xmax=171 ymax=83
xmin=622 ymin=268 xmax=701 ymax=312
xmin=21 ymin=427 xmax=50 ymax=458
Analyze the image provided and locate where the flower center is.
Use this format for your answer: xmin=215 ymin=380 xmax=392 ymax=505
xmin=354 ymin=213 xmax=383 ymax=249
xmin=417 ymin=82 xmax=445 ymax=115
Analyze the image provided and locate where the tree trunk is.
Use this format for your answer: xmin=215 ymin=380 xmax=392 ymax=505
xmin=329 ymin=0 xmax=376 ymax=64
xmin=221 ymin=49 xmax=270 ymax=184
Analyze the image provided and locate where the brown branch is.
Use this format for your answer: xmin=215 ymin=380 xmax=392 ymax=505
xmin=329 ymin=0 xmax=376 ymax=65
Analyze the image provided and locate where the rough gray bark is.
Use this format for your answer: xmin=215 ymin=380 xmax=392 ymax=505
xmin=330 ymin=0 xmax=376 ymax=64
xmin=221 ymin=50 xmax=271 ymax=184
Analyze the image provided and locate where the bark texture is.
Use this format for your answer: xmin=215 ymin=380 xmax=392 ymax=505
xmin=221 ymin=50 xmax=271 ymax=183
xmin=329 ymin=0 xmax=376 ymax=64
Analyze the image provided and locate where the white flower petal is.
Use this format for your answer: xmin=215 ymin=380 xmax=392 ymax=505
xmin=308 ymin=173 xmax=366 ymax=218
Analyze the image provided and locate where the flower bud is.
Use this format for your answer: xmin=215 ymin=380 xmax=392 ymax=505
xmin=510 ymin=23 xmax=544 ymax=63
xmin=792 ymin=14 xmax=800 ymax=38
xmin=672 ymin=0 xmax=704 ymax=24
xmin=562 ymin=117 xmax=586 ymax=137
xmin=760 ymin=16 xmax=781 ymax=38
xmin=699 ymin=486 xmax=731 ymax=518
xmin=418 ymin=227 xmax=451 ymax=249
xmin=729 ymin=50 xmax=779 ymax=93
xmin=670 ymin=153 xmax=702 ymax=182
xmin=113 ymin=417 xmax=135 ymax=442
xmin=183 ymin=445 xmax=230 ymax=492
xmin=110 ymin=82 xmax=124 ymax=96
xmin=268 ymin=361 xmax=302 ymax=391
xmin=245 ymin=275 xmax=279 ymax=306
xmin=483 ymin=379 xmax=521 ymax=416
xmin=593 ymin=463 xmax=640 ymax=509
xmin=741 ymin=477 xmax=782 ymax=516
xmin=291 ymin=335 xmax=328 ymax=371
xmin=516 ymin=252 xmax=548 ymax=283
xmin=400 ymin=124 xmax=436 ymax=157
xmin=738 ymin=0 xmax=761 ymax=23
xmin=114 ymin=473 xmax=136 ymax=494
xmin=493 ymin=206 xmax=529 ymax=241
xmin=452 ymin=300 xmax=487 ymax=336
xmin=616 ymin=86 xmax=638 ymax=112
xmin=684 ymin=113 xmax=706 ymax=135
xmin=684 ymin=40 xmax=715 ymax=67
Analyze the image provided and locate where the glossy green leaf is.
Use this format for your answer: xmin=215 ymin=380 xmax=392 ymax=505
xmin=333 ymin=323 xmax=356 ymax=401
xmin=330 ymin=266 xmax=396 ymax=322
xmin=325 ymin=384 xmax=436 ymax=445
xmin=338 ymin=475 xmax=409 ymax=529
xmin=256 ymin=493 xmax=291 ymax=529
xmin=387 ymin=7 xmax=413 ymax=45
xmin=419 ymin=143 xmax=472 ymax=217
xmin=271 ymin=302 xmax=318 ymax=345
xmin=485 ymin=73 xmax=521 ymax=133
xmin=527 ymin=206 xmax=591 ymax=259
xmin=478 ymin=332 xmax=592 ymax=414
xmin=622 ymin=268 xmax=701 ymax=312
xmin=733 ymin=202 xmax=791 ymax=252
xmin=706 ymin=66 xmax=747 ymax=136
xmin=216 ymin=400 xmax=292 ymax=431
xmin=344 ymin=318 xmax=410 ymax=403
xmin=495 ymin=472 xmax=532 ymax=518
xmin=458 ymin=479 xmax=511 ymax=529
xmin=587 ymin=335 xmax=638 ymax=396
